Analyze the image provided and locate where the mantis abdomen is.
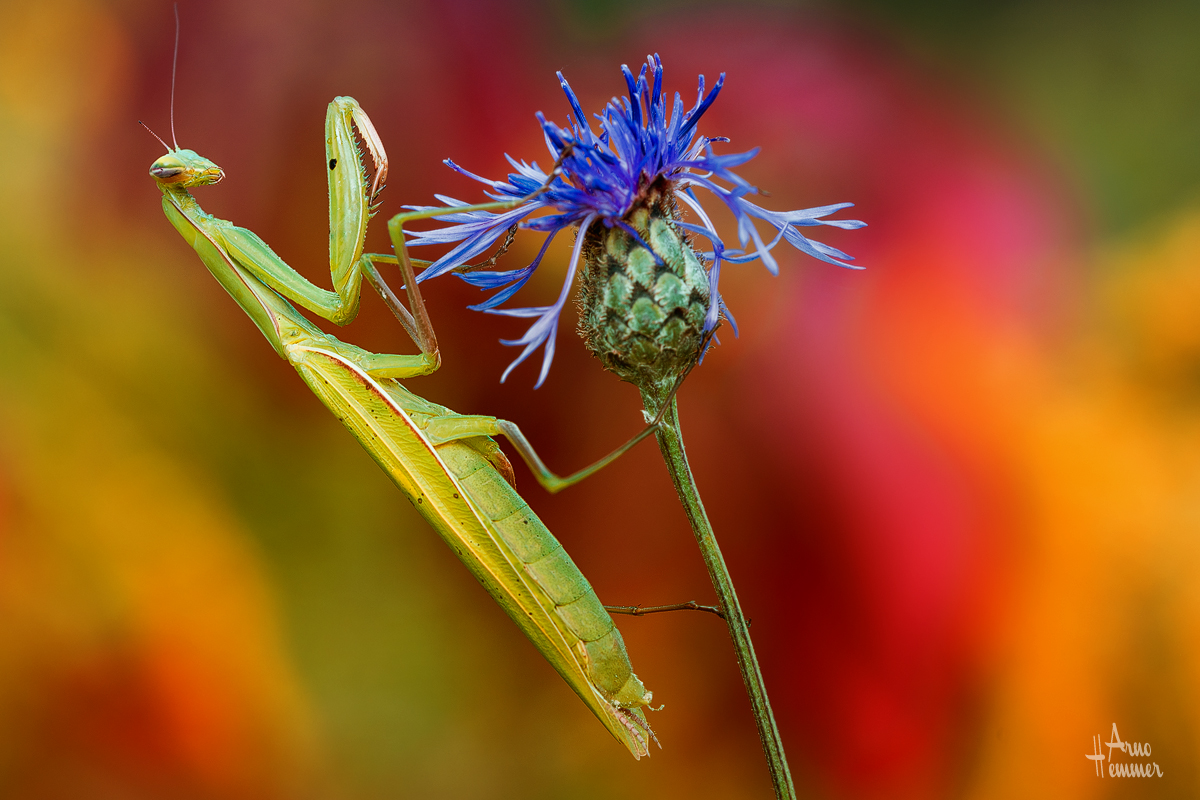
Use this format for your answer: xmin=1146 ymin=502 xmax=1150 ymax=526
xmin=437 ymin=442 xmax=648 ymax=702
xmin=291 ymin=343 xmax=655 ymax=756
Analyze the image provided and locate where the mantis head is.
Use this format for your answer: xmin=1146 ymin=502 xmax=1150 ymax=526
xmin=149 ymin=149 xmax=224 ymax=189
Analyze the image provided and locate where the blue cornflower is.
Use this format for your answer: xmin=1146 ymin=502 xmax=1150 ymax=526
xmin=406 ymin=55 xmax=864 ymax=387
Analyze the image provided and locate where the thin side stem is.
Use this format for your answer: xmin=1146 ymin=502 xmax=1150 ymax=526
xmin=640 ymin=381 xmax=795 ymax=800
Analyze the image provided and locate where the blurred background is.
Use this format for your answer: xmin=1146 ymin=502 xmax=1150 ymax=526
xmin=2 ymin=0 xmax=1199 ymax=797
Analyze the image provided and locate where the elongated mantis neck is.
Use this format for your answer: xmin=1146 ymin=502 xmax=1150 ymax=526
xmin=161 ymin=185 xmax=202 ymax=212
xmin=156 ymin=183 xmax=213 ymax=231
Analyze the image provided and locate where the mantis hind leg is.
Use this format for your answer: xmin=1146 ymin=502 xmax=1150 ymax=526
xmin=495 ymin=368 xmax=692 ymax=493
xmin=417 ymin=408 xmax=667 ymax=495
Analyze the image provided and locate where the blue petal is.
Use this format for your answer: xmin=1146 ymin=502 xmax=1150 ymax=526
xmin=412 ymin=55 xmax=864 ymax=383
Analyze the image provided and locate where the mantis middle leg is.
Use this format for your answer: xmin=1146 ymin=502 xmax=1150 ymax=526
xmin=361 ymin=206 xmax=694 ymax=494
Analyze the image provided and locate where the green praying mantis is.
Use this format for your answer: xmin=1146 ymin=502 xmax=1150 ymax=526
xmin=145 ymin=95 xmax=690 ymax=758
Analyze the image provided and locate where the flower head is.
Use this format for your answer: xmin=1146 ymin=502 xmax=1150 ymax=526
xmin=406 ymin=55 xmax=865 ymax=387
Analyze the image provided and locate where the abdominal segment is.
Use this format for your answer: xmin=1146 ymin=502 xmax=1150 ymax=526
xmin=437 ymin=439 xmax=647 ymax=704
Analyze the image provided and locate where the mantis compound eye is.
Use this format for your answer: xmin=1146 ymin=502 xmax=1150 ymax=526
xmin=149 ymin=165 xmax=185 ymax=180
xmin=149 ymin=153 xmax=188 ymax=183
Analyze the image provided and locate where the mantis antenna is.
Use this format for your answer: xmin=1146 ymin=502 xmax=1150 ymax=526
xmin=137 ymin=4 xmax=181 ymax=153
xmin=170 ymin=3 xmax=180 ymax=150
xmin=138 ymin=120 xmax=171 ymax=152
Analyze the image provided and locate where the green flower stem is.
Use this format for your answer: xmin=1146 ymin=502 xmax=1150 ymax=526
xmin=640 ymin=382 xmax=795 ymax=800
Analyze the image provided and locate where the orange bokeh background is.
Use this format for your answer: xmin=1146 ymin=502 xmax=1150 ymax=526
xmin=2 ymin=1 xmax=1198 ymax=798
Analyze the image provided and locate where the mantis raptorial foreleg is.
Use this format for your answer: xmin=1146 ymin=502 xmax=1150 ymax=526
xmin=217 ymin=98 xmax=389 ymax=326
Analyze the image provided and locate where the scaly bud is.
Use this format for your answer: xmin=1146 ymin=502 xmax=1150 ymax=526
xmin=577 ymin=181 xmax=709 ymax=389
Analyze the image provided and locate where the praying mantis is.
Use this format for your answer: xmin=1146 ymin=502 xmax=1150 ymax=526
xmin=146 ymin=96 xmax=676 ymax=757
